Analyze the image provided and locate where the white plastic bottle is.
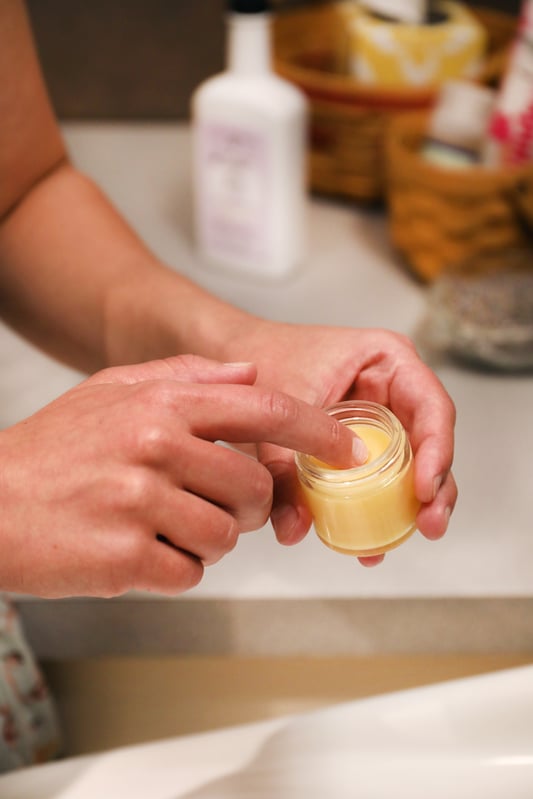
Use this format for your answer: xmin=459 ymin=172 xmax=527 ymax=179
xmin=191 ymin=0 xmax=308 ymax=280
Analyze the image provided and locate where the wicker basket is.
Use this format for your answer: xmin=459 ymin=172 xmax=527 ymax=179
xmin=385 ymin=111 xmax=533 ymax=281
xmin=273 ymin=5 xmax=516 ymax=203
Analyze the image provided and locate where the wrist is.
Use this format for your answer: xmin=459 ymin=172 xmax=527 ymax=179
xmin=104 ymin=262 xmax=260 ymax=367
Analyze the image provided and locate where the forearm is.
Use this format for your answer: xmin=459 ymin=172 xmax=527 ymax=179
xmin=0 ymin=0 xmax=262 ymax=373
xmin=0 ymin=161 xmax=256 ymax=372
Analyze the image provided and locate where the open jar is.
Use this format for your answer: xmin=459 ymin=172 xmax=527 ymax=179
xmin=295 ymin=400 xmax=420 ymax=557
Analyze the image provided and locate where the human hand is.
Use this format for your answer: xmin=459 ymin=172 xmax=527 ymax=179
xmin=223 ymin=322 xmax=457 ymax=565
xmin=0 ymin=355 xmax=364 ymax=598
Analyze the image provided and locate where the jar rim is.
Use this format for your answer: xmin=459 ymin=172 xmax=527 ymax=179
xmin=295 ymin=400 xmax=406 ymax=485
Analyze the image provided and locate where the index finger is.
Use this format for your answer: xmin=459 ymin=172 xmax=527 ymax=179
xmin=171 ymin=383 xmax=365 ymax=468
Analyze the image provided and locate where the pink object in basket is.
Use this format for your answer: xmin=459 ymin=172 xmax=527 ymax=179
xmin=485 ymin=0 xmax=533 ymax=166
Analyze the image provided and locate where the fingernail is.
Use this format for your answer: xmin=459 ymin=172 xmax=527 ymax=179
xmin=432 ymin=474 xmax=444 ymax=501
xmin=443 ymin=505 xmax=452 ymax=529
xmin=352 ymin=435 xmax=368 ymax=465
xmin=223 ymin=361 xmax=255 ymax=368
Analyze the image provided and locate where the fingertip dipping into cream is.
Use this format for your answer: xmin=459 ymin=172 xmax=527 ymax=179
xmin=351 ymin=432 xmax=369 ymax=465
xmin=295 ymin=401 xmax=420 ymax=560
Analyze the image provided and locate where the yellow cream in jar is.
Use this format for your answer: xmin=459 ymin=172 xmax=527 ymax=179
xmin=295 ymin=401 xmax=420 ymax=557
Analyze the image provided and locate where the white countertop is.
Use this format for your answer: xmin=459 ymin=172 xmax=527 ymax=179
xmin=2 ymin=123 xmax=533 ymax=653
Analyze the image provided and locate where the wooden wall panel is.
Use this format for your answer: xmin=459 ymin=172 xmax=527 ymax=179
xmin=26 ymin=0 xmax=226 ymax=119
xmin=26 ymin=0 xmax=520 ymax=120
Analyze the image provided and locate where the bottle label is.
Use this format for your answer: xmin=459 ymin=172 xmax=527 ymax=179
xmin=197 ymin=122 xmax=270 ymax=264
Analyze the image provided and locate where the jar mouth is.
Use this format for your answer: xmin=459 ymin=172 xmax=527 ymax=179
xmin=295 ymin=400 xmax=406 ymax=485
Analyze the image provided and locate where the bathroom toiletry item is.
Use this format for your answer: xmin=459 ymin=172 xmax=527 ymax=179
xmin=485 ymin=0 xmax=533 ymax=167
xmin=191 ymin=0 xmax=308 ymax=280
xmin=416 ymin=250 xmax=533 ymax=371
xmin=295 ymin=401 xmax=419 ymax=557
xmin=341 ymin=1 xmax=487 ymax=89
xmin=422 ymin=80 xmax=495 ymax=168
xmin=385 ymin=110 xmax=533 ymax=281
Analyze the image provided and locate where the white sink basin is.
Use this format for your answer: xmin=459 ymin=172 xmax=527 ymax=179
xmin=1 ymin=665 xmax=532 ymax=798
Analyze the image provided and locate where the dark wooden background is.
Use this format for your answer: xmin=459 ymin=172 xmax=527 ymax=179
xmin=26 ymin=0 xmax=520 ymax=120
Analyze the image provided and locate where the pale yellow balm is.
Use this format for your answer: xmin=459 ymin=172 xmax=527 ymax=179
xmin=295 ymin=401 xmax=420 ymax=557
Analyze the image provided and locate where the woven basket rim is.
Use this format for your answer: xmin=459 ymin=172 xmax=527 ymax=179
xmin=390 ymin=111 xmax=533 ymax=187
xmin=274 ymin=57 xmax=436 ymax=107
xmin=274 ymin=5 xmax=516 ymax=106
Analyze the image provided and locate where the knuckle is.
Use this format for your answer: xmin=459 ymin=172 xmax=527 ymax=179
xmin=139 ymin=380 xmax=177 ymax=410
xmin=326 ymin=414 xmax=344 ymax=450
xmin=395 ymin=331 xmax=416 ymax=352
xmin=131 ymin=422 xmax=171 ymax=463
xmin=173 ymin=353 xmax=202 ymax=372
xmin=111 ymin=468 xmax=154 ymax=512
xmin=263 ymin=390 xmax=299 ymax=430
xmin=378 ymin=328 xmax=415 ymax=354
xmin=132 ymin=379 xmax=186 ymax=419
xmin=90 ymin=365 xmax=116 ymax=383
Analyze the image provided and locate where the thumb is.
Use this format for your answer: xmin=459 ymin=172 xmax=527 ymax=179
xmin=86 ymin=355 xmax=258 ymax=387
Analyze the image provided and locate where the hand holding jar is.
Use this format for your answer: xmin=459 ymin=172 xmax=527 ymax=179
xmin=224 ymin=322 xmax=457 ymax=566
xmin=296 ymin=400 xmax=420 ymax=559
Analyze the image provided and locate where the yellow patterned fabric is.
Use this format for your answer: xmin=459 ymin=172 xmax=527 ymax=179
xmin=340 ymin=1 xmax=487 ymax=88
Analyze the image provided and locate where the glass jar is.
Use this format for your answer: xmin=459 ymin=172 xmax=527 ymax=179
xmin=295 ymin=400 xmax=420 ymax=557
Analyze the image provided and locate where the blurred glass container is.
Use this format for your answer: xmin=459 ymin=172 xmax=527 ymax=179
xmin=416 ymin=249 xmax=533 ymax=371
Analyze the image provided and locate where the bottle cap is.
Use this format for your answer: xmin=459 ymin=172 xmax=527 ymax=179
xmin=228 ymin=0 xmax=269 ymax=12
xmin=429 ymin=80 xmax=496 ymax=150
xmin=359 ymin=0 xmax=426 ymax=24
